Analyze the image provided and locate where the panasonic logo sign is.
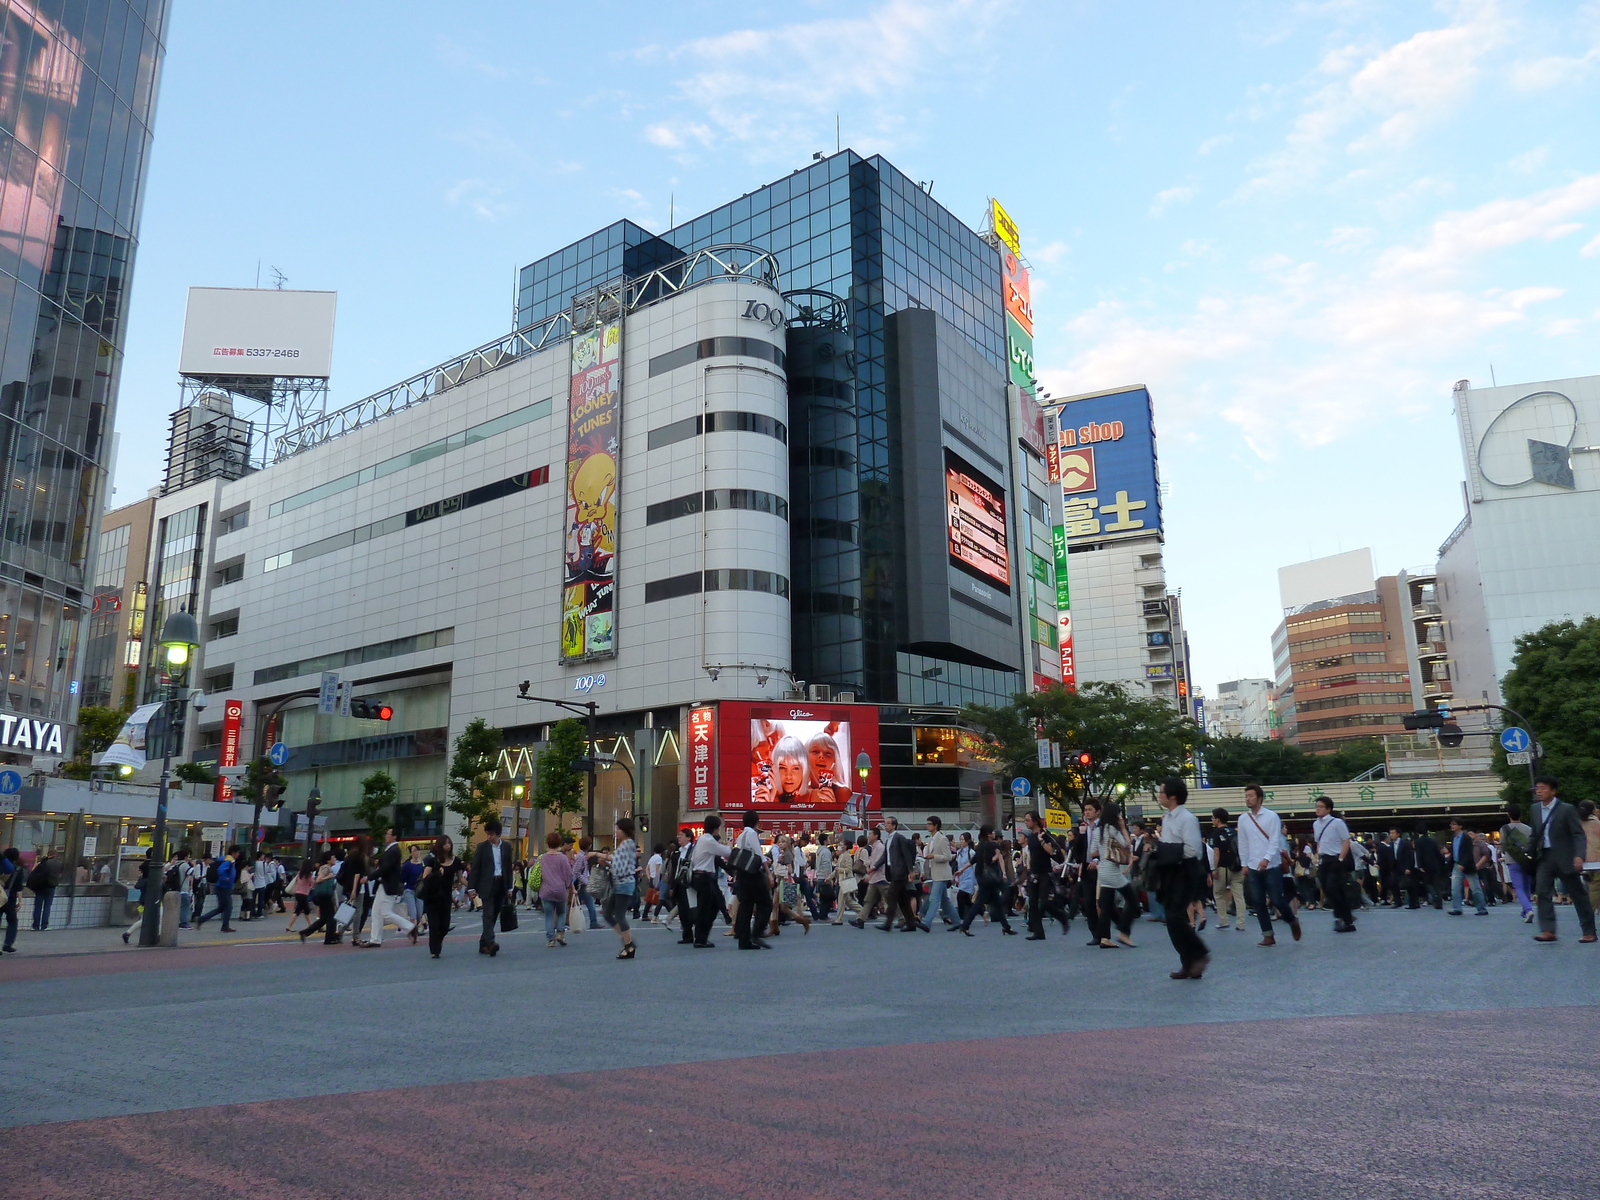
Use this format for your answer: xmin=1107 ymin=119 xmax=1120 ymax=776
xmin=0 ymin=716 xmax=65 ymax=755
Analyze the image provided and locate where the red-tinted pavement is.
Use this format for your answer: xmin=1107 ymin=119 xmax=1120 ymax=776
xmin=4 ymin=1005 xmax=1591 ymax=1200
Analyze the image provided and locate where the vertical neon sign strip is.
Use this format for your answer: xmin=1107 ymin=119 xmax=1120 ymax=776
xmin=1052 ymin=521 xmax=1074 ymax=691
xmin=688 ymin=707 xmax=716 ymax=809
xmin=561 ymin=320 xmax=622 ymax=661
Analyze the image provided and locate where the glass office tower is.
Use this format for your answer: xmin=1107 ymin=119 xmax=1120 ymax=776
xmin=0 ymin=0 xmax=170 ymax=731
xmin=517 ymin=152 xmax=1013 ymax=706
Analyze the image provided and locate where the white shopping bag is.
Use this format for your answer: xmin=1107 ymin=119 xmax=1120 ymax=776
xmin=569 ymin=904 xmax=588 ymax=932
xmin=334 ymin=901 xmax=357 ymax=927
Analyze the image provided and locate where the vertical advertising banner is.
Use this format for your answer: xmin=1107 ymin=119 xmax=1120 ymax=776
xmin=1052 ymin=524 xmax=1075 ymax=690
xmin=561 ymin=321 xmax=622 ymax=661
xmin=688 ymin=707 xmax=717 ymax=809
xmin=216 ymin=699 xmax=243 ymax=802
xmin=1057 ymin=388 xmax=1162 ymax=548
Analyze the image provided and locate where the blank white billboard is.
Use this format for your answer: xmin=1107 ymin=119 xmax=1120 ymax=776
xmin=179 ymin=287 xmax=336 ymax=378
xmin=1278 ymin=547 xmax=1375 ymax=611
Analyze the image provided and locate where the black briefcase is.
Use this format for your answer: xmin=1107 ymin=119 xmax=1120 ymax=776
xmin=499 ymin=901 xmax=519 ymax=932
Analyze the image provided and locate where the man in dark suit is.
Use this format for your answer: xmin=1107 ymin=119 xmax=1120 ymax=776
xmin=468 ymin=817 xmax=513 ymax=956
xmin=1528 ymin=775 xmax=1597 ymax=943
xmin=1414 ymin=825 xmax=1445 ymax=908
xmin=1392 ymin=829 xmax=1420 ymax=908
xmin=1376 ymin=831 xmax=1398 ymax=905
xmin=877 ymin=816 xmax=918 ymax=932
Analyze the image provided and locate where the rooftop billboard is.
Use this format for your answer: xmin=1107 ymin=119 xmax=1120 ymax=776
xmin=1055 ymin=387 xmax=1162 ymax=548
xmin=179 ymin=288 xmax=336 ymax=378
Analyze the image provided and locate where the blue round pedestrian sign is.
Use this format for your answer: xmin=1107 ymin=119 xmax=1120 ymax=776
xmin=1499 ymin=727 xmax=1531 ymax=754
xmin=1010 ymin=777 xmax=1031 ymax=798
xmin=0 ymin=769 xmax=20 ymax=794
xmin=268 ymin=742 xmax=289 ymax=766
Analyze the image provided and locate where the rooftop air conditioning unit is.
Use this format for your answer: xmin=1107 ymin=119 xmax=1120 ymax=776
xmin=806 ymin=684 xmax=832 ymax=702
xmin=783 ymin=688 xmax=805 ymax=700
xmin=834 ymin=690 xmax=856 ymax=703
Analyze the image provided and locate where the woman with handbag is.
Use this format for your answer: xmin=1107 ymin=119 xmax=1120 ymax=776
xmin=299 ymin=851 xmax=343 ymax=945
xmin=769 ymin=837 xmax=812 ymax=935
xmin=416 ymin=835 xmax=466 ymax=958
xmin=285 ymin=860 xmax=315 ymax=933
xmin=1090 ymin=801 xmax=1138 ymax=949
xmin=1156 ymin=777 xmax=1210 ymax=980
xmin=953 ymin=826 xmax=1018 ymax=936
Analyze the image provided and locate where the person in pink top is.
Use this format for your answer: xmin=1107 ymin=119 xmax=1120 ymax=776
xmin=539 ymin=831 xmax=576 ymax=947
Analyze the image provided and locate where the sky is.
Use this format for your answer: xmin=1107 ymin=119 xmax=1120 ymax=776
xmin=113 ymin=0 xmax=1600 ymax=695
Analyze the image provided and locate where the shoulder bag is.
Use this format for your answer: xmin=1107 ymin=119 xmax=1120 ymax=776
xmin=728 ymin=844 xmax=765 ymax=876
xmin=1245 ymin=810 xmax=1294 ymax=872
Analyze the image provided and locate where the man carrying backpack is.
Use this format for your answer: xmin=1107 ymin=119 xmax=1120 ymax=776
xmin=27 ymin=851 xmax=58 ymax=930
xmin=1208 ymin=808 xmax=1247 ymax=931
xmin=195 ymin=846 xmax=240 ymax=932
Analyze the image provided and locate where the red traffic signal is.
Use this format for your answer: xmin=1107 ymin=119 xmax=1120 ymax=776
xmin=350 ymin=699 xmax=394 ymax=721
xmin=1074 ymin=750 xmax=1093 ymax=769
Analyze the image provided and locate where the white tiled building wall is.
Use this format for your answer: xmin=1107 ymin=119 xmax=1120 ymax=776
xmin=156 ymin=275 xmax=795 ymax=758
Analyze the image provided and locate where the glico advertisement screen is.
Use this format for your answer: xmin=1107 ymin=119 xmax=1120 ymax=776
xmin=945 ymin=449 xmax=1011 ymax=592
xmin=709 ymin=701 xmax=880 ymax=823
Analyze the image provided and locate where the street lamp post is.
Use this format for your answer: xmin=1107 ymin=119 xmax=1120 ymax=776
xmin=138 ymin=610 xmax=200 ymax=948
xmin=515 ymin=683 xmax=599 ymax=838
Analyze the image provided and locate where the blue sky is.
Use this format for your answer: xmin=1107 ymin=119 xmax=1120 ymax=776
xmin=115 ymin=0 xmax=1600 ymax=693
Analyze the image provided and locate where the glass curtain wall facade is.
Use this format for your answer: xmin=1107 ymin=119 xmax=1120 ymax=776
xmin=516 ymin=152 xmax=1008 ymax=704
xmin=0 ymin=1 xmax=170 ymax=737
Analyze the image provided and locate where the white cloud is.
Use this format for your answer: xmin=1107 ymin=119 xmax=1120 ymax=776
xmin=444 ymin=178 xmax=510 ymax=221
xmin=1242 ymin=2 xmax=1508 ymax=193
xmin=1198 ymin=134 xmax=1233 ymax=155
xmin=1511 ymin=47 xmax=1600 ymax=90
xmin=1042 ymin=178 xmax=1589 ymax=457
xmin=1581 ymin=232 xmax=1600 ymax=258
xmin=1509 ymin=147 xmax=1548 ymax=173
xmin=1377 ymin=173 xmax=1600 ymax=279
xmin=638 ymin=0 xmax=1006 ymax=160
xmin=1150 ymin=185 xmax=1196 ymax=217
xmin=1031 ymin=240 xmax=1070 ymax=265
xmin=1325 ymin=226 xmax=1373 ymax=251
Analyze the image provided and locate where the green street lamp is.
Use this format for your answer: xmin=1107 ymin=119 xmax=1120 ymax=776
xmin=138 ymin=610 xmax=200 ymax=947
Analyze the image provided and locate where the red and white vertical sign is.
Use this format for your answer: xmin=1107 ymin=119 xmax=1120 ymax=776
xmin=216 ymin=699 xmax=243 ymax=802
xmin=688 ymin=706 xmax=716 ymax=808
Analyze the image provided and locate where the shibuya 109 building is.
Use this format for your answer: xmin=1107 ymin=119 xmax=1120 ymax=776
xmin=140 ymin=150 xmax=1151 ymax=846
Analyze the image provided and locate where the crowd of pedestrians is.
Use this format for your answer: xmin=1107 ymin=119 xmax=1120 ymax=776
xmin=2 ymin=774 xmax=1596 ymax=971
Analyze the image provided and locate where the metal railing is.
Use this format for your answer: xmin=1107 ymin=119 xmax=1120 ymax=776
xmin=274 ymin=243 xmax=783 ymax=461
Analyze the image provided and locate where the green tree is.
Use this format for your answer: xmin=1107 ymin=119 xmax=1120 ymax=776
xmin=447 ymin=717 xmax=504 ymax=839
xmin=1495 ymin=616 xmax=1600 ymax=804
xmin=60 ymin=704 xmax=130 ymax=778
xmin=353 ymin=769 xmax=398 ymax=839
xmin=1313 ymin=738 xmax=1387 ymax=783
xmin=174 ymin=761 xmax=217 ymax=790
xmin=1201 ymin=734 xmax=1314 ymax=787
xmin=962 ymin=681 xmax=1201 ymax=816
xmin=532 ymin=718 xmax=588 ymax=830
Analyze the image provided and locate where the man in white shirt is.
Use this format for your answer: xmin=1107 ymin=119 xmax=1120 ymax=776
xmin=733 ymin=810 xmax=772 ymax=950
xmin=1237 ymin=784 xmax=1301 ymax=947
xmin=1157 ymin=777 xmax=1209 ymax=979
xmin=1312 ymin=796 xmax=1356 ymax=933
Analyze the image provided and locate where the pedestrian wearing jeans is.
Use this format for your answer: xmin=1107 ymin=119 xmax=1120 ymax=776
xmin=1528 ymin=776 xmax=1598 ymax=944
xmin=538 ymin=831 xmax=574 ymax=947
xmin=918 ymin=816 xmax=959 ymax=931
xmin=1236 ymin=784 xmax=1301 ymax=947
xmin=195 ymin=847 xmax=240 ymax=932
xmin=1207 ymin=808 xmax=1247 ymax=931
xmin=1500 ymin=805 xmax=1535 ymax=921
xmin=1157 ymin=778 xmax=1209 ymax=979
xmin=1312 ymin=798 xmax=1356 ymax=933
xmin=1447 ymin=817 xmax=1489 ymax=916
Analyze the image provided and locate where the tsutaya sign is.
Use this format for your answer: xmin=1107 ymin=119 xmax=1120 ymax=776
xmin=0 ymin=715 xmax=65 ymax=754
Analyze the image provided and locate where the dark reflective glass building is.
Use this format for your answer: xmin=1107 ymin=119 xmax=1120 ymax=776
xmin=0 ymin=0 xmax=169 ymax=734
xmin=517 ymin=151 xmax=1019 ymax=710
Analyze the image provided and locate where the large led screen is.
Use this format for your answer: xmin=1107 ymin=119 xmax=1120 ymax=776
xmin=945 ymin=449 xmax=1011 ymax=591
xmin=750 ymin=716 xmax=855 ymax=810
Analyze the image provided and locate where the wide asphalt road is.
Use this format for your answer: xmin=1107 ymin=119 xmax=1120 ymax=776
xmin=2 ymin=903 xmax=1594 ymax=1198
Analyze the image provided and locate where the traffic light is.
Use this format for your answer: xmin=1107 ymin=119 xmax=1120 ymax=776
xmin=1074 ymin=750 xmax=1094 ymax=770
xmin=1403 ymin=709 xmax=1464 ymax=747
xmin=350 ymin=699 xmax=393 ymax=721
xmin=571 ymin=756 xmax=595 ymax=773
